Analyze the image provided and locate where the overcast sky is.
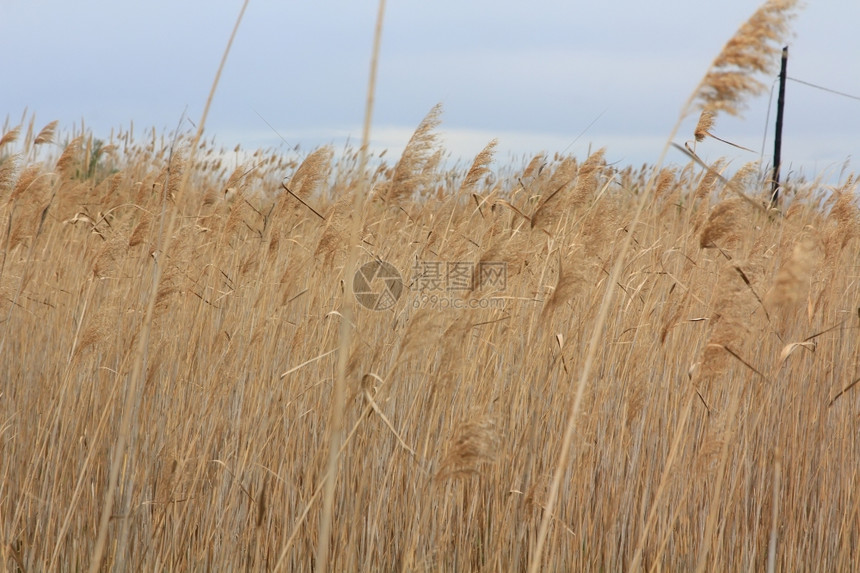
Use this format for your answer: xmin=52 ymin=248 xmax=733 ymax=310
xmin=2 ymin=1 xmax=859 ymax=182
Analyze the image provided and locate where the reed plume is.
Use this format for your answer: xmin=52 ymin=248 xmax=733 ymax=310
xmin=0 ymin=125 xmax=21 ymax=149
xmin=691 ymin=0 xmax=799 ymax=119
xmin=459 ymin=139 xmax=497 ymax=195
xmin=0 ymin=155 xmax=18 ymax=197
xmin=287 ymin=146 xmax=333 ymax=200
xmin=384 ymin=103 xmax=442 ymax=204
xmin=694 ymin=110 xmax=716 ymax=142
xmin=33 ymin=120 xmax=59 ymax=146
xmin=437 ymin=414 xmax=499 ymax=481
xmin=700 ymin=197 xmax=746 ymax=249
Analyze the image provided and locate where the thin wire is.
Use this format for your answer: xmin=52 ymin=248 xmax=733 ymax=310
xmin=760 ymin=78 xmax=777 ymax=172
xmin=758 ymin=75 xmax=860 ymax=181
xmin=787 ymin=76 xmax=860 ymax=102
xmin=562 ymin=107 xmax=608 ymax=155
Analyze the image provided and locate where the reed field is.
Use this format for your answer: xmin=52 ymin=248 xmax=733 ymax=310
xmin=2 ymin=0 xmax=859 ymax=571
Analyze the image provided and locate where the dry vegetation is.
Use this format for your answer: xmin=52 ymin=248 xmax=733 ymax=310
xmin=2 ymin=110 xmax=859 ymax=572
xmin=3 ymin=0 xmax=860 ymax=571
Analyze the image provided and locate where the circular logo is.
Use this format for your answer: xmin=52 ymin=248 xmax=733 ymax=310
xmin=353 ymin=260 xmax=403 ymax=311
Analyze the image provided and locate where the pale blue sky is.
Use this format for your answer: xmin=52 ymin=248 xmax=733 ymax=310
xmin=2 ymin=1 xmax=859 ymax=181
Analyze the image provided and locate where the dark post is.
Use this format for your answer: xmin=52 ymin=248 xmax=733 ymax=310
xmin=771 ymin=46 xmax=788 ymax=207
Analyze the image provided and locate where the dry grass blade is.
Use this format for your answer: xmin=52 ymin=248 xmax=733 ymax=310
xmin=529 ymin=181 xmax=567 ymax=230
xmin=493 ymin=198 xmax=531 ymax=223
xmin=279 ymin=348 xmax=338 ymax=378
xmin=713 ymin=343 xmax=770 ymax=382
xmin=829 ymin=376 xmax=860 ymax=407
xmin=766 ymin=448 xmax=782 ymax=573
xmin=734 ymin=264 xmax=771 ymax=324
xmin=693 ymin=110 xmax=757 ymax=151
xmin=778 ymin=341 xmax=815 ymax=365
xmin=802 ymin=319 xmax=848 ymax=342
xmin=672 ymin=143 xmax=764 ymax=211
xmin=280 ymin=179 xmax=325 ymax=221
xmin=363 ymin=387 xmax=419 ymax=461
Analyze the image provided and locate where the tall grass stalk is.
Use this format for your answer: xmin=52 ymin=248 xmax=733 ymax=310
xmin=87 ymin=2 xmax=250 ymax=570
xmin=529 ymin=2 xmax=800 ymax=571
xmin=314 ymin=1 xmax=387 ymax=571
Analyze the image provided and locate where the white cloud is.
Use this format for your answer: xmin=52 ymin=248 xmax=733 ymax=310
xmin=217 ymin=122 xmax=855 ymax=186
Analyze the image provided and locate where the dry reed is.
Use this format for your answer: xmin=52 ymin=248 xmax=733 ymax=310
xmin=0 ymin=117 xmax=857 ymax=572
xmin=5 ymin=1 xmax=860 ymax=572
